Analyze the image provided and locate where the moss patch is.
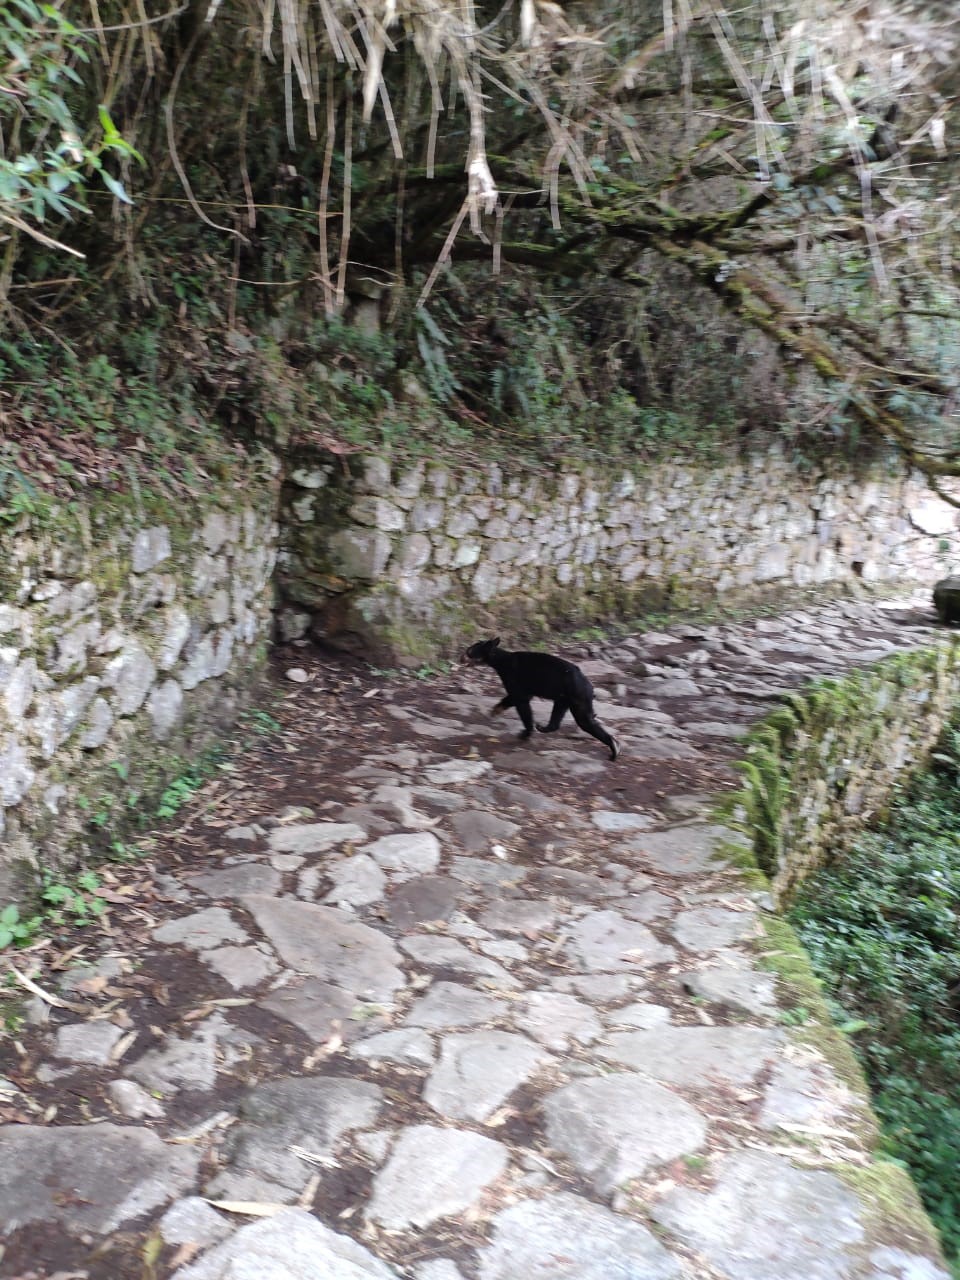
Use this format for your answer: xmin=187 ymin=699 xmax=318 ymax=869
xmin=838 ymin=1161 xmax=948 ymax=1261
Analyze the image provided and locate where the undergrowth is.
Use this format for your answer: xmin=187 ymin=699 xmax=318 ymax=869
xmin=789 ymin=722 xmax=960 ymax=1274
xmin=0 ymin=706 xmax=281 ymax=954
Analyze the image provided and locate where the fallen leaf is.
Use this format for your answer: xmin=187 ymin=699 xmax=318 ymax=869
xmin=297 ymin=1172 xmax=321 ymax=1207
xmin=205 ymin=1200 xmax=287 ymax=1217
xmin=109 ymin=1031 xmax=138 ymax=1063
xmin=8 ymin=966 xmax=85 ymax=1012
xmin=74 ymin=975 xmax=108 ymax=997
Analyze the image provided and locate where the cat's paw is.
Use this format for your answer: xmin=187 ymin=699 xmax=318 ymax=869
xmin=490 ymin=703 xmax=505 ymax=716
xmin=517 ymin=729 xmax=533 ymax=740
xmin=609 ymin=736 xmax=621 ymax=761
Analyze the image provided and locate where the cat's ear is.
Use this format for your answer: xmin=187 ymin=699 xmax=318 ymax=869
xmin=491 ymin=637 xmax=501 ymax=648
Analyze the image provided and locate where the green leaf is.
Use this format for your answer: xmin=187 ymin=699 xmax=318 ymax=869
xmin=0 ymin=904 xmax=19 ymax=926
xmin=97 ymin=104 xmax=121 ymax=141
xmin=0 ymin=926 xmax=13 ymax=948
xmin=100 ymin=172 xmax=132 ymax=205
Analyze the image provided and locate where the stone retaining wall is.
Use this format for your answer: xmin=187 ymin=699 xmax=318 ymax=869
xmin=0 ymin=456 xmax=279 ymax=896
xmin=736 ymin=639 xmax=960 ymax=903
xmin=277 ymin=446 xmax=960 ymax=658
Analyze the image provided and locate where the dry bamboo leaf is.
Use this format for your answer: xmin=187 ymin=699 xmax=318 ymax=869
xmin=297 ymin=1171 xmax=321 ymax=1206
xmin=8 ymin=966 xmax=85 ymax=1013
xmin=109 ymin=1030 xmax=138 ymax=1063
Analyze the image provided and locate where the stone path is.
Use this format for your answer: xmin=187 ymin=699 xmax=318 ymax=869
xmin=1 ymin=594 xmax=952 ymax=1279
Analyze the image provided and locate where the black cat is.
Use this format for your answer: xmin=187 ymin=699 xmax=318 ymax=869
xmin=461 ymin=637 xmax=620 ymax=761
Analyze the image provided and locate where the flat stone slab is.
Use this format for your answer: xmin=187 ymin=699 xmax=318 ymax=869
xmin=353 ymin=1028 xmax=436 ymax=1068
xmin=53 ymin=1020 xmax=124 ymax=1066
xmin=424 ymin=1031 xmax=550 ymax=1121
xmin=449 ymin=856 xmax=527 ymax=888
xmin=160 ymin=1196 xmax=233 ymax=1247
xmin=172 ymin=1207 xmax=400 ymax=1280
xmin=0 ymin=1123 xmax=199 ymax=1234
xmin=652 ymin=1150 xmax=867 ymax=1280
xmin=621 ymin=889 xmax=674 ymax=923
xmin=598 ymin=1026 xmax=783 ymax=1087
xmin=400 ymin=935 xmax=518 ymax=987
xmin=241 ymin=895 xmax=404 ymax=999
xmin=568 ymin=909 xmax=677 ymax=971
xmin=557 ymin=973 xmax=634 ymax=1001
xmin=153 ymin=906 xmax=248 ymax=950
xmin=492 ymin=749 xmax=607 ymax=776
xmin=448 ymin=809 xmax=521 ymax=851
xmin=759 ymin=1058 xmax=854 ymax=1131
xmin=61 ymin=955 xmax=127 ymax=991
xmin=323 ymin=853 xmax=387 ymax=908
xmin=618 ymin=736 xmax=704 ymax=761
xmin=202 ymin=944 xmax=278 ymax=989
xmin=405 ymin=981 xmax=507 ymax=1029
xmin=672 ymin=904 xmax=758 ymax=951
xmin=682 ymin=961 xmax=777 ymax=1015
xmin=544 ymin=1073 xmax=707 ymax=1194
xmin=685 ymin=720 xmax=748 ymax=738
xmin=590 ymin=809 xmax=657 ymax=832
xmin=108 ymin=1079 xmax=165 ymax=1119
xmin=266 ymin=821 xmax=367 ymax=854
xmin=386 ymin=875 xmax=461 ymax=928
xmin=490 ymin=780 xmax=562 ymax=813
xmin=423 ymin=760 xmax=492 ymax=785
xmin=641 ymin=676 xmax=702 ymax=697
xmin=480 ymin=897 xmax=556 ymax=935
xmin=516 ymin=990 xmax=603 ymax=1049
xmin=605 ymin=1001 xmax=672 ymax=1029
xmin=626 ymin=824 xmax=742 ymax=876
xmin=261 ymin=978 xmax=379 ymax=1043
xmin=367 ymin=1124 xmax=509 ymax=1229
xmin=361 ymin=831 xmax=442 ymax=879
xmin=186 ymin=863 xmax=283 ymax=898
xmin=527 ymin=866 xmax=615 ymax=900
xmin=868 ymin=1247 xmax=951 ymax=1280
xmin=416 ymin=1263 xmax=467 ymax=1280
xmin=127 ymin=1019 xmax=221 ymax=1094
xmin=216 ymin=1076 xmax=383 ymax=1196
xmin=478 ymin=1191 xmax=683 ymax=1280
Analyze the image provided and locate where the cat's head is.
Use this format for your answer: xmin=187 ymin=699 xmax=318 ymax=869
xmin=460 ymin=637 xmax=501 ymax=665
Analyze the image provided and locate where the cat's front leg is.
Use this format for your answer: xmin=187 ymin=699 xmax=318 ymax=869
xmin=491 ymin=695 xmax=514 ymax=716
xmin=515 ymin=700 xmax=535 ymax=739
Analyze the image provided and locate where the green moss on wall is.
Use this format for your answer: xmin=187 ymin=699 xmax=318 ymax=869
xmin=729 ymin=638 xmax=960 ymax=904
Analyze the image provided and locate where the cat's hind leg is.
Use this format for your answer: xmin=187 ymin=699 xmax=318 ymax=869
xmin=570 ymin=699 xmax=620 ymax=761
xmin=537 ymin=698 xmax=569 ymax=733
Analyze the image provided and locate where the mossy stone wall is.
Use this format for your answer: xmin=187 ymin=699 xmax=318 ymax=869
xmin=277 ymin=445 xmax=960 ymax=659
xmin=735 ymin=640 xmax=960 ymax=903
xmin=0 ymin=451 xmax=280 ymax=898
